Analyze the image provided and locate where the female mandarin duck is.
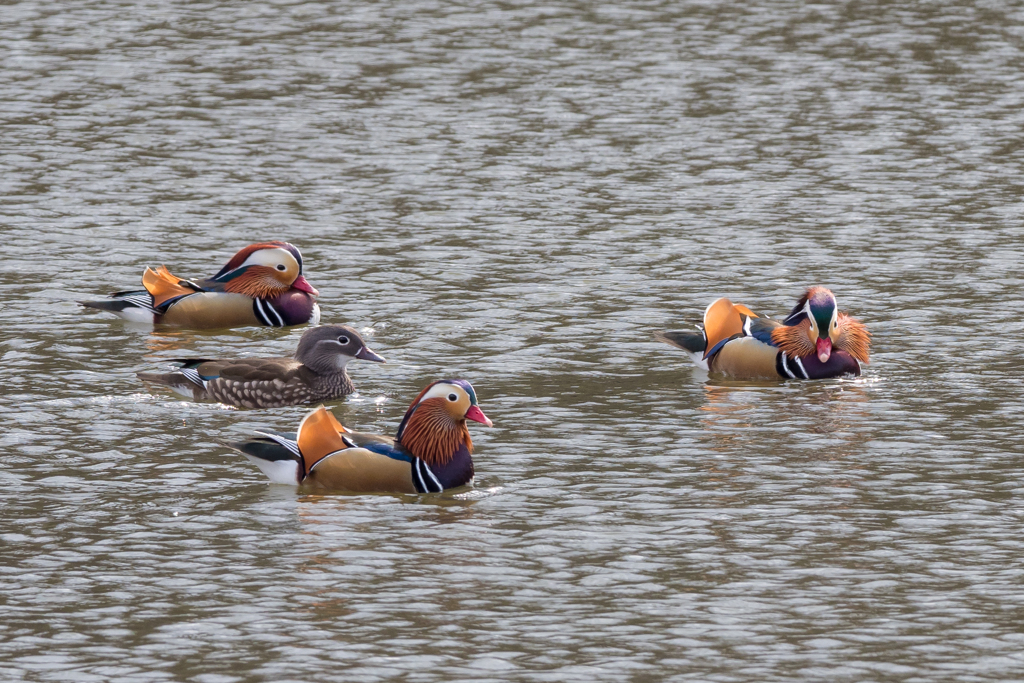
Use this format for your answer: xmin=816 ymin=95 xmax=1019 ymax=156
xmin=656 ymin=287 xmax=870 ymax=380
xmin=80 ymin=241 xmax=319 ymax=328
xmin=221 ymin=380 xmax=492 ymax=493
xmin=137 ymin=325 xmax=385 ymax=408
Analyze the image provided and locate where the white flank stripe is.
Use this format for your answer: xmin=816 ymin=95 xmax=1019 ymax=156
xmin=780 ymin=353 xmax=796 ymax=379
xmin=264 ymin=300 xmax=284 ymax=327
xmin=792 ymin=356 xmax=809 ymax=379
xmin=253 ymin=298 xmax=272 ymax=326
xmin=413 ymin=460 xmax=428 ymax=493
xmin=421 ymin=462 xmax=443 ymax=492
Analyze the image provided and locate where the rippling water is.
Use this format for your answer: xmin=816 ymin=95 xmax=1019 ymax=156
xmin=3 ymin=1 xmax=1024 ymax=681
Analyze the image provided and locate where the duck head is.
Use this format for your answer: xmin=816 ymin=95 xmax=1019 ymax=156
xmin=782 ymin=286 xmax=839 ymax=362
xmin=395 ymin=379 xmax=492 ymax=465
xmin=295 ymin=324 xmax=385 ymax=374
xmin=213 ymin=242 xmax=319 ymax=299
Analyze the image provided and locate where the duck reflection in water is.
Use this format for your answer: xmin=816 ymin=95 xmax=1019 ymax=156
xmin=699 ymin=381 xmax=872 ymax=465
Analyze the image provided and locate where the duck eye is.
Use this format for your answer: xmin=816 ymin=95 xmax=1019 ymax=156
xmin=447 ymin=393 xmax=458 ymax=402
xmin=338 ymin=336 xmax=350 ymax=344
xmin=276 ymin=264 xmax=286 ymax=271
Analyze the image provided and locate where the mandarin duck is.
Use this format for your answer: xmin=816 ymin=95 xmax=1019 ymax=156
xmin=656 ymin=287 xmax=870 ymax=380
xmin=80 ymin=241 xmax=320 ymax=328
xmin=221 ymin=379 xmax=492 ymax=493
xmin=137 ymin=325 xmax=385 ymax=408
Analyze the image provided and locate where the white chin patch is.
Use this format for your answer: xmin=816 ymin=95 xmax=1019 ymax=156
xmin=243 ymin=455 xmax=300 ymax=485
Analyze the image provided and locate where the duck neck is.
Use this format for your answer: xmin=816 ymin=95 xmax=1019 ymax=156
xmin=309 ymin=369 xmax=355 ymax=399
xmin=262 ymin=290 xmax=317 ymax=326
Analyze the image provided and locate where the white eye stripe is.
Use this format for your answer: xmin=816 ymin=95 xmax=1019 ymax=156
xmin=238 ymin=247 xmax=297 ymax=271
xmin=420 ymin=383 xmax=465 ymax=403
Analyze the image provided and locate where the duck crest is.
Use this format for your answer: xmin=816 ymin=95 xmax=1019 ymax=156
xmin=783 ymin=286 xmax=834 ymax=325
xmin=213 ymin=241 xmax=302 ymax=280
xmin=396 ymin=398 xmax=472 ymax=466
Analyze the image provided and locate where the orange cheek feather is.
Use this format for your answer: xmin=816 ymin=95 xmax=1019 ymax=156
xmin=400 ymin=399 xmax=472 ymax=465
xmin=222 ymin=267 xmax=292 ymax=299
xmin=771 ymin=320 xmax=816 ymax=359
xmin=836 ymin=313 xmax=871 ymax=364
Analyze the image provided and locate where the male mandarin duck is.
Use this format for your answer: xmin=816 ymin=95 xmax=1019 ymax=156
xmin=656 ymin=287 xmax=871 ymax=380
xmin=137 ymin=325 xmax=385 ymax=409
xmin=221 ymin=380 xmax=492 ymax=493
xmin=80 ymin=241 xmax=320 ymax=328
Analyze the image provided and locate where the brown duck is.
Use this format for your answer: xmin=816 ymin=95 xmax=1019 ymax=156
xmin=137 ymin=324 xmax=384 ymax=408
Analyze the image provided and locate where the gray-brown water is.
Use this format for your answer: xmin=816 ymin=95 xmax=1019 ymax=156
xmin=3 ymin=2 xmax=1024 ymax=681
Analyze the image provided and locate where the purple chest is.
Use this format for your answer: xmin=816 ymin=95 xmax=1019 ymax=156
xmin=416 ymin=444 xmax=475 ymax=492
xmin=262 ymin=290 xmax=318 ymax=326
xmin=798 ymin=350 xmax=861 ymax=379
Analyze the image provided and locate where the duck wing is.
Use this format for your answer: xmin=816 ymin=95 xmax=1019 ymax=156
xmin=174 ymin=357 xmax=306 ymax=383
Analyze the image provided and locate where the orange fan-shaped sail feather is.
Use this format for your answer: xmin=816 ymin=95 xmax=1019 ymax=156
xmin=733 ymin=305 xmax=758 ymax=319
xmin=702 ymin=298 xmax=757 ymax=359
xmin=142 ymin=266 xmax=199 ymax=308
xmin=296 ymin=407 xmax=351 ymax=470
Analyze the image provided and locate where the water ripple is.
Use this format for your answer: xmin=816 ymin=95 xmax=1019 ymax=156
xmin=3 ymin=1 xmax=1024 ymax=681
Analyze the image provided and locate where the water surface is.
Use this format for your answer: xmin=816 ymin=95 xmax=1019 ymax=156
xmin=3 ymin=2 xmax=1024 ymax=681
